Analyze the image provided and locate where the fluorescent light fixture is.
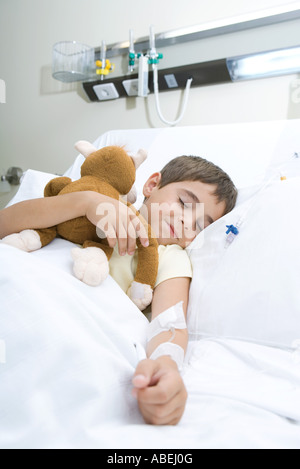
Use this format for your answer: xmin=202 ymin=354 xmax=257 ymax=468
xmin=163 ymin=4 xmax=300 ymax=40
xmin=227 ymin=45 xmax=300 ymax=81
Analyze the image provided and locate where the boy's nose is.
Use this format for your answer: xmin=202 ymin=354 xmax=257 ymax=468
xmin=181 ymin=212 xmax=196 ymax=240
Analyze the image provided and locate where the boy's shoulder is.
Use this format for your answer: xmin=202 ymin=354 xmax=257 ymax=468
xmin=158 ymin=244 xmax=191 ymax=267
xmin=158 ymin=244 xmax=187 ymax=256
xmin=158 ymin=244 xmax=190 ymax=263
xmin=155 ymin=244 xmax=192 ymax=288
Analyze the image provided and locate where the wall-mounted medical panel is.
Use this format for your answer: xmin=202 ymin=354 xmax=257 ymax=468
xmin=83 ymin=59 xmax=231 ymax=101
xmin=81 ymin=11 xmax=300 ymax=102
xmin=52 ymin=7 xmax=300 ymax=104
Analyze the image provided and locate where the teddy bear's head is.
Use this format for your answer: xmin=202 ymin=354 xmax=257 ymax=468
xmin=81 ymin=146 xmax=136 ymax=195
xmin=75 ymin=141 xmax=147 ymax=196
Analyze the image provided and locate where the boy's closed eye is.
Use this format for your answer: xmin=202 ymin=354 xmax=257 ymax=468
xmin=177 ymin=194 xmax=205 ymax=236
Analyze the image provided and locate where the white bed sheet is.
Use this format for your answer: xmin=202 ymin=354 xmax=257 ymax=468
xmin=1 ymin=242 xmax=300 ymax=449
xmin=1 ymin=120 xmax=300 ymax=449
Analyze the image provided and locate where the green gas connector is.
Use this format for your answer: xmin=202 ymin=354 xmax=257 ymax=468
xmin=148 ymin=58 xmax=158 ymax=65
xmin=148 ymin=52 xmax=163 ymax=65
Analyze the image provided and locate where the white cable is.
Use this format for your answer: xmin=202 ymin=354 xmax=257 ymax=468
xmin=153 ymin=65 xmax=193 ymax=127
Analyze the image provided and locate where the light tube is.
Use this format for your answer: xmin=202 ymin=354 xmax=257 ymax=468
xmin=227 ymin=45 xmax=300 ymax=81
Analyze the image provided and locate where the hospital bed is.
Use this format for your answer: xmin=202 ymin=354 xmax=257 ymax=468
xmin=1 ymin=119 xmax=300 ymax=449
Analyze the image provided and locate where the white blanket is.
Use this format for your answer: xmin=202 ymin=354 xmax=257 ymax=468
xmin=0 ymin=242 xmax=300 ymax=449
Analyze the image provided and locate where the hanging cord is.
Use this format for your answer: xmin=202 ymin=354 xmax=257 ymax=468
xmin=152 ymin=65 xmax=193 ymax=126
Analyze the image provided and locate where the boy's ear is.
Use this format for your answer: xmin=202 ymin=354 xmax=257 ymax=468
xmin=143 ymin=172 xmax=162 ymax=198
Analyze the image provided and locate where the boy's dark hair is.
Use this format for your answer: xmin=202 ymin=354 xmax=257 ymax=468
xmin=159 ymin=155 xmax=237 ymax=215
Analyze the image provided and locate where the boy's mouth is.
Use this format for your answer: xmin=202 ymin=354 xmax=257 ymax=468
xmin=168 ymin=222 xmax=178 ymax=239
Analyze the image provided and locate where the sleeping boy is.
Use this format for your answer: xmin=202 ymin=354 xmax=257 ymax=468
xmin=0 ymin=154 xmax=237 ymax=426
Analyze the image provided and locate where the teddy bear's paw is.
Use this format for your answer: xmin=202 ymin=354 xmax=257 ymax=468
xmin=1 ymin=230 xmax=42 ymax=252
xmin=127 ymin=281 xmax=153 ymax=311
xmin=71 ymin=247 xmax=109 ymax=286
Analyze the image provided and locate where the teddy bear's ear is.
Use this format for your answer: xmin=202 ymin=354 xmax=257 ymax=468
xmin=75 ymin=140 xmax=98 ymax=159
xmin=131 ymin=149 xmax=147 ymax=170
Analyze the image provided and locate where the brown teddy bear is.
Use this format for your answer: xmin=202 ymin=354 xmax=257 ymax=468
xmin=3 ymin=141 xmax=159 ymax=310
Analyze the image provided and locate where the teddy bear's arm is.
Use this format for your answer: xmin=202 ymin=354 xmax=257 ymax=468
xmin=127 ymin=229 xmax=158 ymax=310
xmin=124 ymin=205 xmax=159 ymax=290
xmin=134 ymin=235 xmax=159 ymax=289
xmin=35 ymin=227 xmax=57 ymax=247
xmin=44 ymin=177 xmax=72 ymax=197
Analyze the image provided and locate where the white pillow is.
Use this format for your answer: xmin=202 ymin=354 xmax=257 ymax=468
xmin=187 ymin=176 xmax=300 ymax=349
xmin=63 ymin=121 xmax=300 ymax=210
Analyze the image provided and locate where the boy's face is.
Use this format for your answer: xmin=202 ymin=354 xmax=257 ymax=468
xmin=140 ymin=173 xmax=226 ymax=248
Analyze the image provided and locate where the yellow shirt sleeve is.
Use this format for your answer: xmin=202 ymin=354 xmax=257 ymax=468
xmin=155 ymin=244 xmax=193 ymax=288
xmin=109 ymin=244 xmax=193 ymax=294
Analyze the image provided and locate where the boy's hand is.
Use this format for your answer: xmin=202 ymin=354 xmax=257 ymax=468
xmin=84 ymin=192 xmax=149 ymax=256
xmin=132 ymin=356 xmax=187 ymax=425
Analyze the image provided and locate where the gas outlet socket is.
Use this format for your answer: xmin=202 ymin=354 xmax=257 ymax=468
xmin=122 ymin=78 xmax=150 ymax=97
xmin=122 ymin=79 xmax=139 ymax=96
xmin=93 ymin=83 xmax=119 ymax=101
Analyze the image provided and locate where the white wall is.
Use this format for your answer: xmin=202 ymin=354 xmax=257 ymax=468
xmin=0 ymin=0 xmax=300 ymax=175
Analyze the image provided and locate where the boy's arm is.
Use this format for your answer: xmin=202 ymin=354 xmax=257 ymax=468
xmin=132 ymin=276 xmax=189 ymax=425
xmin=0 ymin=192 xmax=90 ymax=238
xmin=0 ymin=191 xmax=149 ymax=254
